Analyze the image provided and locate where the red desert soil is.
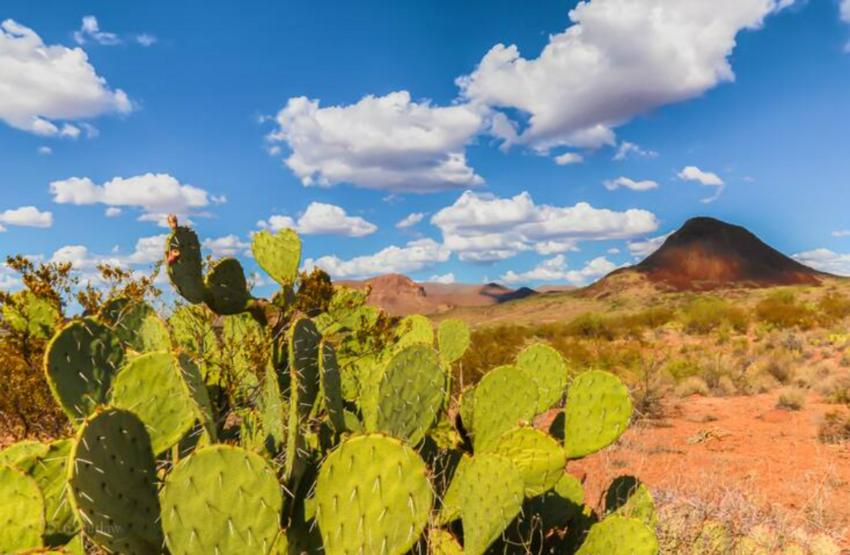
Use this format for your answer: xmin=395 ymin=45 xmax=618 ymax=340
xmin=570 ymin=392 xmax=850 ymax=546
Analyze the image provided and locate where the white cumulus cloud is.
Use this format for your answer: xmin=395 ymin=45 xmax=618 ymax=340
xmin=614 ymin=141 xmax=659 ymax=161
xmin=73 ymin=16 xmax=120 ymax=46
xmin=554 ymin=152 xmax=584 ymax=166
xmin=501 ymin=255 xmax=619 ymax=285
xmin=427 ymin=273 xmax=456 ymax=284
xmin=0 ymin=19 xmax=132 ymax=135
xmin=0 ymin=206 xmax=53 ymax=230
xmin=678 ymin=166 xmax=725 ymax=203
xmin=458 ymin=0 xmax=792 ymax=152
xmin=258 ymin=202 xmax=377 ymax=237
xmin=603 ymin=177 xmax=659 ymax=192
xmin=304 ymin=238 xmax=450 ymax=279
xmin=431 ymin=190 xmax=658 ymax=263
xmin=792 ymin=249 xmax=850 ymax=276
xmin=50 ymin=173 xmax=217 ymax=227
xmin=203 ymin=235 xmax=250 ymax=258
xmin=396 ymin=212 xmax=426 ymax=229
xmin=266 ymin=91 xmax=484 ymax=192
xmin=627 ymin=232 xmax=672 ymax=258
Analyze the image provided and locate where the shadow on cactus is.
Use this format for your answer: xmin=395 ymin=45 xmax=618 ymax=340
xmin=0 ymin=216 xmax=659 ymax=555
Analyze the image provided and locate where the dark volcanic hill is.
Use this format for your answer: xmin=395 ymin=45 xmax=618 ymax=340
xmin=630 ymin=217 xmax=827 ymax=290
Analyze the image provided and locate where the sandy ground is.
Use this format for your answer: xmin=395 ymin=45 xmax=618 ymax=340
xmin=571 ymin=392 xmax=850 ymax=547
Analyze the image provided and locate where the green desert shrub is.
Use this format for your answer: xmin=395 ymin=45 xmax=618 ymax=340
xmin=776 ymin=386 xmax=806 ymax=411
xmin=682 ymin=298 xmax=748 ymax=335
xmin=755 ymin=291 xmax=816 ymax=330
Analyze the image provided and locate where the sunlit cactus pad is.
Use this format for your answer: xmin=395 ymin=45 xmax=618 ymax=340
xmin=490 ymin=427 xmax=567 ymax=496
xmin=471 ymin=364 xmax=539 ymax=452
xmin=0 ymin=463 xmax=45 ymax=553
xmin=251 ymin=228 xmax=301 ymax=286
xmin=563 ymin=370 xmax=633 ymax=459
xmin=575 ymin=516 xmax=659 ymax=555
xmin=166 ymin=225 xmax=206 ymax=304
xmin=205 ymin=257 xmax=252 ymax=315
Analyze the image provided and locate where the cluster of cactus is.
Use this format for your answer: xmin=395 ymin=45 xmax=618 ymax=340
xmin=0 ymin=217 xmax=659 ymax=555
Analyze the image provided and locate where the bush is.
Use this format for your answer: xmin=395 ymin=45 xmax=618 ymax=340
xmin=755 ymin=292 xmax=816 ymax=330
xmin=817 ymin=291 xmax=850 ymax=323
xmin=676 ymin=376 xmax=710 ymax=397
xmin=564 ymin=313 xmax=616 ymax=340
xmin=818 ymin=411 xmax=850 ymax=443
xmin=776 ymin=387 xmax=806 ymax=411
xmin=682 ymin=298 xmax=749 ymax=335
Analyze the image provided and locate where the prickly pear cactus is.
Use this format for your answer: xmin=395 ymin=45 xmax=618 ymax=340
xmin=394 ymin=314 xmax=434 ymax=350
xmin=160 ymin=445 xmax=283 ymax=555
xmin=430 ymin=528 xmax=464 ymax=555
xmin=438 ymin=318 xmax=470 ymax=364
xmin=44 ymin=318 xmax=125 ymax=421
xmin=288 ymin=317 xmax=322 ymax=419
xmin=517 ymin=344 xmax=569 ymax=413
xmin=563 ymin=370 xmax=633 ymax=459
xmin=0 ymin=440 xmax=49 ymax=466
xmin=527 ymin=472 xmax=585 ymax=530
xmin=368 ymin=344 xmax=446 ymax=445
xmin=2 ymin=290 xmax=59 ymax=339
xmin=575 ymin=516 xmax=659 ymax=555
xmin=605 ymin=476 xmax=657 ymax=528
xmin=16 ymin=439 xmax=78 ymax=543
xmin=110 ymin=351 xmax=199 ymax=455
xmin=99 ymin=297 xmax=171 ymax=354
xmin=251 ymin=228 xmax=301 ymax=286
xmin=0 ymin=463 xmax=45 ymax=553
xmin=176 ymin=353 xmax=218 ymax=441
xmin=325 ymin=286 xmax=377 ymax=332
xmin=453 ymin=453 xmax=524 ymax=555
xmin=260 ymin=365 xmax=286 ymax=454
xmin=319 ymin=341 xmax=346 ymax=434
xmin=490 ymin=427 xmax=567 ymax=496
xmin=205 ymin=257 xmax=252 ymax=315
xmin=68 ymin=408 xmax=163 ymax=554
xmin=166 ymin=225 xmax=206 ymax=304
xmin=314 ymin=434 xmax=432 ymax=555
xmin=471 ymin=365 xmax=539 ymax=452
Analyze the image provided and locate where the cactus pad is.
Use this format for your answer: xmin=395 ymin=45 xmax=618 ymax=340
xmin=0 ymin=440 xmax=49 ymax=466
xmin=166 ymin=226 xmax=206 ymax=304
xmin=563 ymin=371 xmax=632 ymax=459
xmin=327 ymin=287 xmax=377 ymax=331
xmin=68 ymin=408 xmax=163 ymax=554
xmin=0 ymin=464 xmax=45 ymax=553
xmin=261 ymin=365 xmax=286 ymax=455
xmin=517 ymin=344 xmax=568 ymax=413
xmin=575 ymin=516 xmax=658 ymax=555
xmin=44 ymin=318 xmax=125 ymax=421
xmin=2 ymin=290 xmax=59 ymax=339
xmin=99 ymin=297 xmax=170 ymax=354
xmin=16 ymin=439 xmax=78 ymax=543
xmin=394 ymin=314 xmax=434 ymax=350
xmin=161 ymin=445 xmax=283 ymax=555
xmin=455 ymin=454 xmax=524 ymax=555
xmin=491 ymin=427 xmax=567 ymax=496
xmin=438 ymin=319 xmax=470 ymax=364
xmin=430 ymin=528 xmax=463 ymax=555
xmin=288 ymin=317 xmax=322 ymax=419
xmin=176 ymin=353 xmax=218 ymax=441
xmin=205 ymin=257 xmax=251 ymax=315
xmin=319 ymin=341 xmax=346 ymax=433
xmin=471 ymin=365 xmax=539 ymax=452
xmin=605 ymin=476 xmax=657 ymax=528
xmin=370 ymin=344 xmax=446 ymax=445
xmin=110 ymin=351 xmax=198 ymax=455
xmin=251 ymin=229 xmax=301 ymax=286
xmin=526 ymin=472 xmax=585 ymax=530
xmin=314 ymin=434 xmax=432 ymax=555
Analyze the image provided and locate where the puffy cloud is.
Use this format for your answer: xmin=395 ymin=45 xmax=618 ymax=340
xmin=0 ymin=206 xmax=53 ymax=230
xmin=266 ymin=92 xmax=484 ymax=192
xmin=50 ymin=245 xmax=124 ymax=274
xmin=677 ymin=166 xmax=725 ymax=203
xmin=0 ymin=20 xmax=131 ymax=135
xmin=614 ymin=141 xmax=658 ymax=161
xmin=73 ymin=16 xmax=120 ymax=46
xmin=627 ymin=232 xmax=672 ymax=258
xmin=603 ymin=176 xmax=659 ymax=191
xmin=258 ymin=202 xmax=377 ymax=237
xmin=792 ymin=249 xmax=850 ymax=276
xmin=203 ymin=235 xmax=250 ymax=258
xmin=135 ymin=34 xmax=157 ymax=47
xmin=126 ymin=234 xmax=168 ymax=264
xmin=554 ymin=152 xmax=584 ymax=166
xmin=842 ymin=0 xmax=850 ymax=23
xmin=534 ymin=240 xmax=580 ymax=255
xmin=50 ymin=173 xmax=217 ymax=227
xmin=105 ymin=207 xmax=122 ymax=218
xmin=501 ymin=255 xmax=618 ymax=285
xmin=458 ymin=0 xmax=792 ymax=151
xmin=396 ymin=212 xmax=426 ymax=229
xmin=427 ymin=273 xmax=456 ymax=284
xmin=431 ymin=190 xmax=658 ymax=262
xmin=304 ymin=238 xmax=450 ymax=279
xmin=0 ymin=264 xmax=21 ymax=290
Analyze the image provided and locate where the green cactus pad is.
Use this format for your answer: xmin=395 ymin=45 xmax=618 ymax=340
xmin=605 ymin=476 xmax=657 ymax=528
xmin=261 ymin=366 xmax=286 ymax=455
xmin=0 ymin=464 xmax=45 ymax=553
xmin=394 ymin=314 xmax=434 ymax=350
xmin=458 ymin=387 xmax=475 ymax=434
xmin=205 ymin=257 xmax=251 ymax=315
xmin=517 ymin=344 xmax=569 ymax=414
xmin=16 ymin=439 xmax=78 ymax=543
xmin=438 ymin=319 xmax=470 ymax=364
xmin=176 ymin=353 xmax=218 ymax=441
xmin=251 ymin=229 xmax=301 ymax=286
xmin=44 ymin=318 xmax=125 ymax=422
xmin=2 ymin=290 xmax=59 ymax=340
xmin=288 ymin=317 xmax=322 ymax=419
xmin=314 ymin=434 xmax=432 ymax=555
xmin=319 ymin=341 xmax=346 ymax=433
xmin=0 ymin=440 xmax=49 ymax=466
xmin=430 ymin=528 xmax=463 ymax=555
xmin=437 ymin=453 xmax=471 ymax=525
xmin=161 ymin=445 xmax=283 ymax=555
xmin=370 ymin=344 xmax=446 ymax=445
xmin=327 ymin=287 xmax=377 ymax=331
xmin=110 ymin=351 xmax=198 ymax=455
xmin=166 ymin=226 xmax=206 ymax=304
xmin=563 ymin=371 xmax=633 ymax=459
xmin=455 ymin=454 xmax=524 ymax=555
xmin=490 ymin=427 xmax=567 ymax=496
xmin=526 ymin=472 xmax=585 ymax=530
xmin=575 ymin=516 xmax=658 ymax=555
xmin=471 ymin=365 xmax=539 ymax=452
xmin=68 ymin=407 xmax=163 ymax=554
xmin=99 ymin=297 xmax=171 ymax=354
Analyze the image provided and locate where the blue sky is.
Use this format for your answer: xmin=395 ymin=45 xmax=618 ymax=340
xmin=2 ymin=0 xmax=850 ymax=292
